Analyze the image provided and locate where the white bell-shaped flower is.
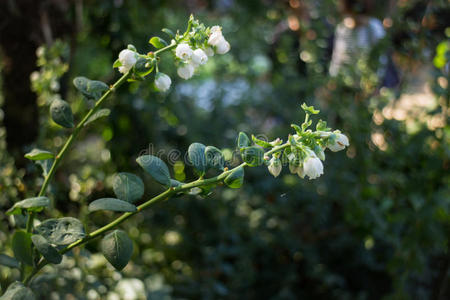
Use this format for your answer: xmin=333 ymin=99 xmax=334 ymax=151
xmin=268 ymin=157 xmax=282 ymax=177
xmin=303 ymin=155 xmax=324 ymax=179
xmin=216 ymin=38 xmax=230 ymax=54
xmin=154 ymin=72 xmax=172 ymax=92
xmin=177 ymin=63 xmax=195 ymax=80
xmin=328 ymin=133 xmax=349 ymax=152
xmin=118 ymin=49 xmax=137 ymax=73
xmin=175 ymin=43 xmax=193 ymax=61
xmin=192 ymin=49 xmax=208 ymax=65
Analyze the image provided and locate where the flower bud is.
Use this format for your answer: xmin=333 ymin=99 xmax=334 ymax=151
xmin=192 ymin=49 xmax=208 ymax=65
xmin=328 ymin=133 xmax=349 ymax=152
xmin=267 ymin=157 xmax=282 ymax=177
xmin=208 ymin=27 xmax=223 ymax=46
xmin=215 ymin=38 xmax=230 ymax=54
xmin=154 ymin=72 xmax=172 ymax=92
xmin=297 ymin=165 xmax=306 ymax=179
xmin=175 ymin=43 xmax=193 ymax=61
xmin=314 ymin=145 xmax=325 ymax=161
xmin=177 ymin=63 xmax=195 ymax=80
xmin=289 ymin=163 xmax=299 ymax=174
xmin=118 ymin=49 xmax=137 ymax=74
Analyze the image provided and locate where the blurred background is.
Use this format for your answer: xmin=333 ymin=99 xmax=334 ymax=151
xmin=0 ymin=0 xmax=449 ymax=299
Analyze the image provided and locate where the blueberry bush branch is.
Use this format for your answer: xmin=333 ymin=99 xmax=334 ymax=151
xmin=1 ymin=16 xmax=348 ymax=297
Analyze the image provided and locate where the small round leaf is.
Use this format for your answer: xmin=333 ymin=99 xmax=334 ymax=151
xmin=6 ymin=197 xmax=50 ymax=216
xmin=35 ymin=217 xmax=85 ymax=245
xmin=0 ymin=254 xmax=20 ymax=269
xmin=11 ymin=231 xmax=33 ymax=266
xmin=205 ymin=146 xmax=225 ymax=171
xmin=31 ymin=235 xmax=62 ymax=264
xmin=136 ymin=155 xmax=171 ymax=186
xmin=0 ymin=281 xmax=35 ymax=300
xmin=24 ymin=149 xmax=54 ymax=161
xmin=224 ymin=167 xmax=244 ymax=189
xmin=88 ymin=198 xmax=137 ymax=213
xmin=188 ymin=143 xmax=207 ymax=175
xmin=101 ymin=230 xmax=133 ymax=271
xmin=50 ymin=99 xmax=74 ymax=128
xmin=113 ymin=173 xmax=144 ymax=203
xmin=237 ymin=132 xmax=250 ymax=149
xmin=241 ymin=146 xmax=264 ymax=167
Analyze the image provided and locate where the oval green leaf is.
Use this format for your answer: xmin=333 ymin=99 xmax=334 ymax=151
xmin=31 ymin=235 xmax=62 ymax=264
xmin=88 ymin=198 xmax=137 ymax=213
xmin=0 ymin=254 xmax=20 ymax=268
xmin=237 ymin=132 xmax=250 ymax=149
xmin=24 ymin=149 xmax=54 ymax=161
xmin=0 ymin=281 xmax=35 ymax=300
xmin=241 ymin=146 xmax=264 ymax=167
xmin=50 ymin=99 xmax=74 ymax=128
xmin=11 ymin=231 xmax=33 ymax=266
xmin=73 ymin=76 xmax=109 ymax=101
xmin=113 ymin=173 xmax=144 ymax=203
xmin=84 ymin=108 xmax=110 ymax=126
xmin=224 ymin=167 xmax=244 ymax=189
xmin=35 ymin=217 xmax=85 ymax=246
xmin=101 ymin=230 xmax=133 ymax=271
xmin=136 ymin=155 xmax=171 ymax=186
xmin=6 ymin=197 xmax=50 ymax=216
xmin=205 ymin=146 xmax=225 ymax=171
xmin=188 ymin=143 xmax=207 ymax=175
xmin=149 ymin=36 xmax=168 ymax=49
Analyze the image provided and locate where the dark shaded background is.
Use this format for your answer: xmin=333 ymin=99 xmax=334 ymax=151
xmin=1 ymin=0 xmax=449 ymax=299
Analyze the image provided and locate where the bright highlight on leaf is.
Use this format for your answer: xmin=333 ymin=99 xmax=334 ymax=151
xmin=88 ymin=198 xmax=137 ymax=213
xmin=6 ymin=197 xmax=50 ymax=216
xmin=35 ymin=217 xmax=86 ymax=246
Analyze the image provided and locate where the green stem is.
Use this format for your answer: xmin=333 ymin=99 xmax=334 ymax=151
xmin=22 ymin=142 xmax=290 ymax=286
xmin=24 ymin=72 xmax=131 ymax=235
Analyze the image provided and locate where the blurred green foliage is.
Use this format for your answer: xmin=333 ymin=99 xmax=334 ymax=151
xmin=1 ymin=0 xmax=449 ymax=299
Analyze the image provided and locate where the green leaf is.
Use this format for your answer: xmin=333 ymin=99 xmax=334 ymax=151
xmin=24 ymin=149 xmax=54 ymax=161
xmin=31 ymin=235 xmax=62 ymax=264
xmin=11 ymin=231 xmax=33 ymax=266
xmin=113 ymin=58 xmax=122 ymax=68
xmin=134 ymin=58 xmax=154 ymax=77
xmin=241 ymin=146 xmax=264 ymax=167
xmin=251 ymin=135 xmax=272 ymax=148
xmin=0 ymin=254 xmax=20 ymax=268
xmin=113 ymin=173 xmax=144 ymax=203
xmin=50 ymin=99 xmax=74 ymax=128
xmin=224 ymin=167 xmax=244 ymax=189
xmin=301 ymin=103 xmax=320 ymax=114
xmin=0 ymin=281 xmax=35 ymax=300
xmin=100 ymin=230 xmax=133 ymax=271
xmin=161 ymin=28 xmax=175 ymax=38
xmin=170 ymin=179 xmax=183 ymax=188
xmin=205 ymin=146 xmax=225 ymax=171
xmin=136 ymin=155 xmax=171 ymax=186
xmin=36 ymin=158 xmax=53 ymax=177
xmin=6 ymin=197 xmax=50 ymax=216
xmin=35 ymin=217 xmax=85 ymax=246
xmin=88 ymin=198 xmax=137 ymax=213
xmin=73 ymin=76 xmax=109 ymax=101
xmin=84 ymin=108 xmax=111 ymax=126
xmin=237 ymin=132 xmax=250 ymax=149
xmin=291 ymin=124 xmax=302 ymax=135
xmin=316 ymin=120 xmax=330 ymax=131
xmin=149 ymin=36 xmax=168 ymax=49
xmin=188 ymin=143 xmax=207 ymax=175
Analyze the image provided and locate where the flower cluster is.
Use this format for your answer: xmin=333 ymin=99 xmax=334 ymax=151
xmin=112 ymin=16 xmax=230 ymax=92
xmin=265 ymin=104 xmax=349 ymax=180
xmin=175 ymin=24 xmax=230 ymax=80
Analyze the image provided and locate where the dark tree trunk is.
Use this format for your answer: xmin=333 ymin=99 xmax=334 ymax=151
xmin=0 ymin=0 xmax=75 ymax=167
